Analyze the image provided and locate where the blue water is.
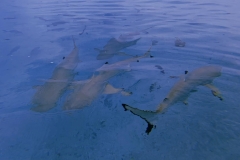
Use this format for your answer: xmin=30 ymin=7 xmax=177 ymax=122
xmin=1 ymin=0 xmax=240 ymax=159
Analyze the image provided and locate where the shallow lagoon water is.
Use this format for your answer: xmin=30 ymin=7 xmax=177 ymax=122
xmin=1 ymin=0 xmax=240 ymax=159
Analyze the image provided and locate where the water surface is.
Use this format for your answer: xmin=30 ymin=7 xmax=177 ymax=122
xmin=0 ymin=0 xmax=240 ymax=159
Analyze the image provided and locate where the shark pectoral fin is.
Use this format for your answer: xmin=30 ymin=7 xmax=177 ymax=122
xmin=122 ymin=104 xmax=158 ymax=134
xmin=204 ymin=84 xmax=223 ymax=101
xmin=120 ymin=89 xmax=132 ymax=96
xmin=103 ymin=84 xmax=122 ymax=94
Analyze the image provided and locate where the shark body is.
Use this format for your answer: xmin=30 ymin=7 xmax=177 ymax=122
xmin=31 ymin=40 xmax=79 ymax=112
xmin=122 ymin=65 xmax=223 ymax=134
xmin=95 ymin=26 xmax=156 ymax=60
xmin=94 ymin=38 xmax=140 ymax=60
xmin=63 ymin=46 xmax=152 ymax=110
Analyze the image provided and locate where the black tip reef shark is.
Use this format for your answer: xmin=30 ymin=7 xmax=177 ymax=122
xmin=94 ymin=26 xmax=156 ymax=60
xmin=31 ymin=38 xmax=79 ymax=112
xmin=62 ymin=45 xmax=153 ymax=110
xmin=94 ymin=37 xmax=140 ymax=60
xmin=122 ymin=65 xmax=223 ymax=134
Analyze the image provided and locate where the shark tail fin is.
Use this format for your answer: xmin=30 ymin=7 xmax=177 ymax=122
xmin=122 ymin=104 xmax=158 ymax=134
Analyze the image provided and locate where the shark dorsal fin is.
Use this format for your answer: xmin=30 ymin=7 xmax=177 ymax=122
xmin=72 ymin=36 xmax=76 ymax=48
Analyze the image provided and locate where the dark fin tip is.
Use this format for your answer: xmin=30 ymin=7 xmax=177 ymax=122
xmin=163 ymin=98 xmax=169 ymax=102
xmin=105 ymin=62 xmax=108 ymax=64
xmin=122 ymin=103 xmax=156 ymax=134
xmin=137 ymin=60 xmax=139 ymax=62
xmin=146 ymin=122 xmax=155 ymax=135
xmin=63 ymin=56 xmax=65 ymax=59
xmin=150 ymin=55 xmax=154 ymax=58
xmin=122 ymin=104 xmax=127 ymax=111
xmin=185 ymin=70 xmax=188 ymax=74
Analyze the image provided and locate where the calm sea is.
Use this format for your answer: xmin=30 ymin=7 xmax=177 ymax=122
xmin=0 ymin=0 xmax=240 ymax=159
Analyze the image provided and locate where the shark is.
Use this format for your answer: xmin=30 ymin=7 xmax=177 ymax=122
xmin=94 ymin=37 xmax=140 ymax=60
xmin=122 ymin=65 xmax=223 ymax=134
xmin=31 ymin=38 xmax=79 ymax=112
xmin=62 ymin=45 xmax=153 ymax=110
xmin=94 ymin=26 xmax=156 ymax=60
